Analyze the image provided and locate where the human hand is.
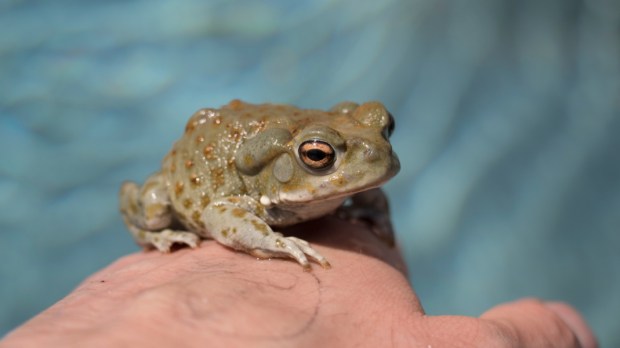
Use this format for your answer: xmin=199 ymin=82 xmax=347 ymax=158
xmin=1 ymin=217 xmax=597 ymax=347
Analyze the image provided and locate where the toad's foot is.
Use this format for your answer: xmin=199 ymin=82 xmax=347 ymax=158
xmin=248 ymin=234 xmax=331 ymax=271
xmin=203 ymin=201 xmax=331 ymax=270
xmin=127 ymin=225 xmax=200 ymax=252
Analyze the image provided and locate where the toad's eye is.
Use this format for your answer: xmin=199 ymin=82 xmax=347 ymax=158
xmin=298 ymin=140 xmax=336 ymax=171
xmin=383 ymin=112 xmax=395 ymax=139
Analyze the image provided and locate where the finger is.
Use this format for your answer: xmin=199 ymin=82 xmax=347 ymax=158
xmin=545 ymin=301 xmax=598 ymax=348
xmin=480 ymin=298 xmax=597 ymax=348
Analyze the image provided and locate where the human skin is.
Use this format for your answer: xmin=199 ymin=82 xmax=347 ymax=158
xmin=1 ymin=217 xmax=597 ymax=348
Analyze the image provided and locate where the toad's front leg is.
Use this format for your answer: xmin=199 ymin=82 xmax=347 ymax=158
xmin=201 ymin=198 xmax=331 ymax=271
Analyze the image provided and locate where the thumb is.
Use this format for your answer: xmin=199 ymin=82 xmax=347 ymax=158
xmin=480 ymin=298 xmax=597 ymax=348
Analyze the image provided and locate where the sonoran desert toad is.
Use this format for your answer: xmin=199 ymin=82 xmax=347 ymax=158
xmin=120 ymin=100 xmax=399 ymax=270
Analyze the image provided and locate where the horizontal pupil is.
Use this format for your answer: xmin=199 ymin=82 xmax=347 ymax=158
xmin=306 ymin=149 xmax=326 ymax=161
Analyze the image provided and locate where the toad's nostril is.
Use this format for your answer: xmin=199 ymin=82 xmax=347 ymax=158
xmin=364 ymin=148 xmax=381 ymax=162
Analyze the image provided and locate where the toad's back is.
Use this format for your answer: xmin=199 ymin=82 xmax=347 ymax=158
xmin=162 ymin=99 xmax=337 ymax=228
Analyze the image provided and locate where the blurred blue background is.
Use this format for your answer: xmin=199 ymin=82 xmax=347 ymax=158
xmin=1 ymin=0 xmax=618 ymax=345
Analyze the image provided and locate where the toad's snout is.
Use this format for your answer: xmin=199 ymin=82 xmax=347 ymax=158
xmin=348 ymin=138 xmax=395 ymax=163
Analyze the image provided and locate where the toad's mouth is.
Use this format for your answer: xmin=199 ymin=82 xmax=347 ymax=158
xmin=277 ymin=152 xmax=400 ymax=205
xmin=277 ymin=181 xmax=380 ymax=205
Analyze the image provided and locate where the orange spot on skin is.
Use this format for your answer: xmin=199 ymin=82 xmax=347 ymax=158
xmin=228 ymin=99 xmax=244 ymax=110
xmin=230 ymin=130 xmax=240 ymax=141
xmin=328 ymin=174 xmax=347 ymax=187
xmin=211 ymin=167 xmax=225 ymax=188
xmin=185 ymin=120 xmax=197 ymax=133
xmin=185 ymin=160 xmax=193 ymax=168
xmin=203 ymin=145 xmax=214 ymax=159
xmin=190 ymin=174 xmax=201 ymax=186
xmin=196 ymin=135 xmax=205 ymax=144
xmin=175 ymin=181 xmax=184 ymax=196
xmin=231 ymin=208 xmax=246 ymax=218
xmin=200 ymin=194 xmax=211 ymax=208
xmin=128 ymin=201 xmax=138 ymax=215
xmin=183 ymin=198 xmax=193 ymax=209
xmin=243 ymin=154 xmax=253 ymax=167
xmin=145 ymin=204 xmax=166 ymax=221
xmin=251 ymin=220 xmax=269 ymax=236
xmin=281 ymin=180 xmax=316 ymax=195
xmin=226 ymin=197 xmax=241 ymax=204
xmin=192 ymin=210 xmax=201 ymax=224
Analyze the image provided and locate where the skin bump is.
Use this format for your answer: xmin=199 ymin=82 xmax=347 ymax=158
xmin=189 ymin=174 xmax=201 ymax=186
xmin=175 ymin=181 xmax=184 ymax=196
